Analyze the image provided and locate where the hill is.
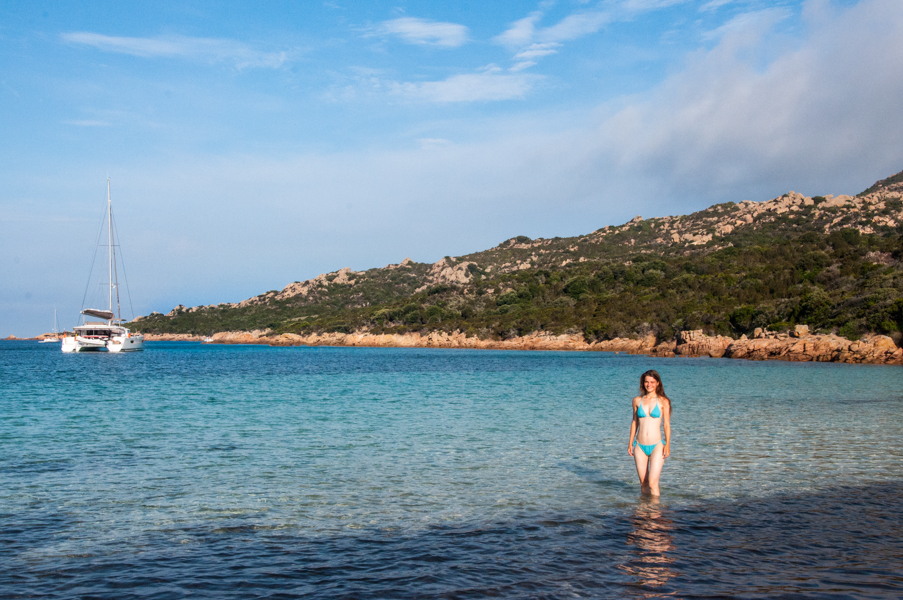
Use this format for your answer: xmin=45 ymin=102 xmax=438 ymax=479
xmin=132 ymin=169 xmax=903 ymax=346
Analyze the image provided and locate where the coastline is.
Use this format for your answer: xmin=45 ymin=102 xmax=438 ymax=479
xmin=141 ymin=328 xmax=903 ymax=365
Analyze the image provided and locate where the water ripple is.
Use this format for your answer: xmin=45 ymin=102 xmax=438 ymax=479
xmin=1 ymin=341 xmax=902 ymax=598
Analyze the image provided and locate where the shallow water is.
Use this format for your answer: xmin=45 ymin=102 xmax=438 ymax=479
xmin=1 ymin=342 xmax=901 ymax=598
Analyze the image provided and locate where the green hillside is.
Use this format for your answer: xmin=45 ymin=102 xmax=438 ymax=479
xmin=132 ymin=170 xmax=903 ymax=343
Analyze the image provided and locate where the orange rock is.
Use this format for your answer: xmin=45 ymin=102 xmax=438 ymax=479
xmin=192 ymin=328 xmax=902 ymax=365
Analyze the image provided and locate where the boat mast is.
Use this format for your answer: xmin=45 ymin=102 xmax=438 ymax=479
xmin=107 ymin=179 xmax=113 ymax=325
xmin=111 ymin=185 xmax=122 ymax=324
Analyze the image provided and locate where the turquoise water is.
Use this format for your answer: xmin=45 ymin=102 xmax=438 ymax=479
xmin=2 ymin=342 xmax=902 ymax=598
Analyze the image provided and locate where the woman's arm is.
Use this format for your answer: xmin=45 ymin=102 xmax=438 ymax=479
xmin=628 ymin=397 xmax=638 ymax=456
xmin=662 ymin=400 xmax=671 ymax=459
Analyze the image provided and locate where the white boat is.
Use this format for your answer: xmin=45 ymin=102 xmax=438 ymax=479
xmin=62 ymin=179 xmax=144 ymax=353
xmin=39 ymin=309 xmax=61 ymax=343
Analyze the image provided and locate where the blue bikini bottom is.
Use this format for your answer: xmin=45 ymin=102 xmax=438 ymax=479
xmin=634 ymin=438 xmax=665 ymax=457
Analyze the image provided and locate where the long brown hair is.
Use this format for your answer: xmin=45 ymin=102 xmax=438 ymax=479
xmin=639 ymin=370 xmax=672 ymax=412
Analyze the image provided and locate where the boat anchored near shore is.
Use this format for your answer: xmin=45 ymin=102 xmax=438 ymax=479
xmin=62 ymin=179 xmax=144 ymax=353
xmin=39 ymin=309 xmax=62 ymax=343
xmin=61 ymin=310 xmax=143 ymax=353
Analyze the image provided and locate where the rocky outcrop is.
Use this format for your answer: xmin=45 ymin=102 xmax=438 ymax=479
xmin=384 ymin=257 xmax=414 ymax=270
xmin=142 ymin=333 xmax=208 ymax=341
xmin=190 ymin=329 xmax=901 ymax=365
xmin=421 ymin=258 xmax=476 ymax=287
xmin=631 ymin=182 xmax=903 ymax=249
xmin=669 ymin=328 xmax=901 ymax=364
xmin=201 ymin=330 xmax=273 ymax=344
xmin=726 ymin=333 xmax=902 ymax=364
xmin=251 ymin=330 xmax=591 ymax=351
xmin=132 ymin=312 xmax=161 ymax=321
xmin=197 ymin=329 xmax=655 ymax=353
xmin=274 ymin=267 xmax=362 ymax=302
xmin=675 ymin=330 xmax=734 ymax=358
xmin=594 ymin=334 xmax=658 ymax=354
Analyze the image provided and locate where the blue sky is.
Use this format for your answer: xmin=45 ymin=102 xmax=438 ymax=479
xmin=2 ymin=0 xmax=902 ymax=336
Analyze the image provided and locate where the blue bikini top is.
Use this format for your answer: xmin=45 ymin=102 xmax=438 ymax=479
xmin=637 ymin=400 xmax=661 ymax=418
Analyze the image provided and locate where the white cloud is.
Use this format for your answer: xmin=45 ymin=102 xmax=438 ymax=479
xmin=61 ymin=32 xmax=289 ymax=69
xmin=700 ymin=0 xmax=735 ymax=12
xmin=494 ymin=12 xmax=543 ymax=48
xmin=538 ymin=11 xmax=612 ymax=42
xmin=497 ymin=0 xmax=696 ymax=57
xmin=374 ymin=17 xmax=469 ymax=47
xmin=510 ymin=61 xmax=538 ymax=72
xmin=391 ymin=67 xmax=540 ymax=102
xmin=494 ymin=9 xmax=612 ymax=72
xmin=701 ymin=7 xmax=791 ymax=42
xmin=593 ymin=0 xmax=903 ymax=198
xmin=514 ymin=43 xmax=561 ymax=60
xmin=495 ymin=10 xmax=612 ymax=49
xmin=617 ymin=0 xmax=693 ymax=12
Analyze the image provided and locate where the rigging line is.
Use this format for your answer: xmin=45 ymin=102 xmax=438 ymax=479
xmin=79 ymin=194 xmax=109 ymax=315
xmin=111 ymin=212 xmax=136 ymax=322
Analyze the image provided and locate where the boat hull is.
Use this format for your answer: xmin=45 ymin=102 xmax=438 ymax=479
xmin=108 ymin=334 xmax=144 ymax=352
xmin=62 ymin=334 xmax=144 ymax=353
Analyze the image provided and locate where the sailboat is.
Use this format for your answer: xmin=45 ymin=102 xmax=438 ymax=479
xmin=62 ymin=179 xmax=144 ymax=353
xmin=39 ymin=309 xmax=61 ymax=343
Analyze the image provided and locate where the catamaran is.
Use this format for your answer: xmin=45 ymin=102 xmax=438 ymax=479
xmin=62 ymin=179 xmax=144 ymax=353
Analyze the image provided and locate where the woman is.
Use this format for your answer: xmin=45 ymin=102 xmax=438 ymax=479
xmin=628 ymin=370 xmax=671 ymax=496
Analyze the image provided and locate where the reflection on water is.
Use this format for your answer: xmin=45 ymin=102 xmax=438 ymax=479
xmin=621 ymin=497 xmax=676 ymax=593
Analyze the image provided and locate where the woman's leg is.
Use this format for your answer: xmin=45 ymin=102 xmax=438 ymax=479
xmin=645 ymin=444 xmax=665 ymax=496
xmin=633 ymin=445 xmax=651 ymax=493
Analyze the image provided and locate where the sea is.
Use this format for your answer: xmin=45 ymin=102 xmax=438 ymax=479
xmin=2 ymin=341 xmax=902 ymax=599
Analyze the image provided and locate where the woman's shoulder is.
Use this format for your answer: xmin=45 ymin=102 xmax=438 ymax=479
xmin=632 ymin=395 xmax=642 ymax=404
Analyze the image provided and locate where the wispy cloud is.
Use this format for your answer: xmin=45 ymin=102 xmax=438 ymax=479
xmin=618 ymin=0 xmax=693 ymax=12
xmin=494 ymin=12 xmax=543 ymax=49
xmin=539 ymin=11 xmax=612 ymax=42
xmin=510 ymin=61 xmax=537 ymax=72
xmin=700 ymin=8 xmax=791 ymax=42
xmin=496 ymin=0 xmax=696 ymax=68
xmin=391 ymin=67 xmax=539 ymax=103
xmin=514 ymin=43 xmax=561 ymax=60
xmin=494 ymin=10 xmax=610 ymax=71
xmin=372 ymin=17 xmax=469 ymax=47
xmin=496 ymin=10 xmax=612 ymax=49
xmin=700 ymin=0 xmax=735 ymax=12
xmin=61 ymin=32 xmax=289 ymax=69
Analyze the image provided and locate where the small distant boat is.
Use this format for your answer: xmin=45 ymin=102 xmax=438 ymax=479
xmin=202 ymin=336 xmax=214 ymax=343
xmin=39 ymin=309 xmax=61 ymax=343
xmin=62 ymin=179 xmax=144 ymax=353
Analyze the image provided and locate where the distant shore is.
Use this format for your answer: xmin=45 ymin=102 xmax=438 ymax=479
xmin=138 ymin=328 xmax=903 ymax=365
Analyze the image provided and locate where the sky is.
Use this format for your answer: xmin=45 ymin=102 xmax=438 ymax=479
xmin=2 ymin=0 xmax=902 ymax=336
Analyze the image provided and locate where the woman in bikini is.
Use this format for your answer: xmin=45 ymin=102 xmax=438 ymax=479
xmin=628 ymin=370 xmax=671 ymax=496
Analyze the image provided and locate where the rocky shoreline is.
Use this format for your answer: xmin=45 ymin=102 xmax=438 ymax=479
xmin=142 ymin=327 xmax=903 ymax=365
